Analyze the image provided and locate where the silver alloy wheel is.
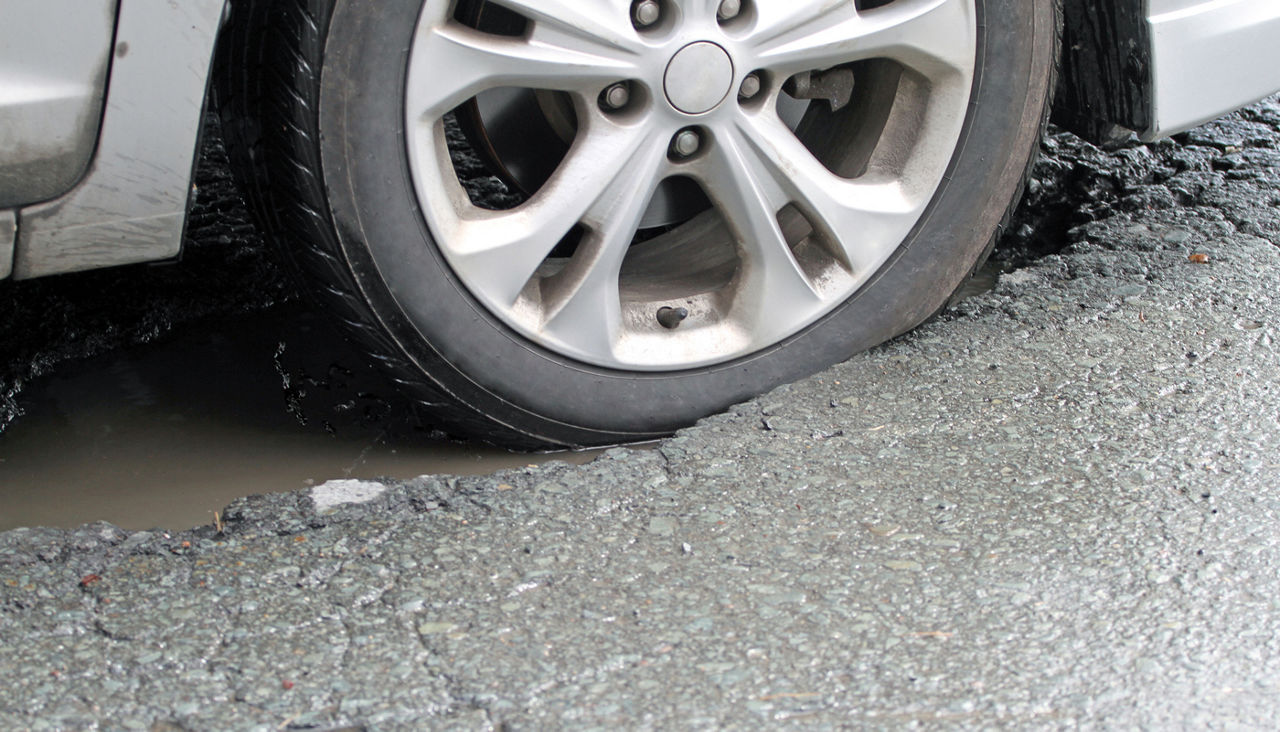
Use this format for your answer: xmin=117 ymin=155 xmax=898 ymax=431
xmin=406 ymin=0 xmax=976 ymax=370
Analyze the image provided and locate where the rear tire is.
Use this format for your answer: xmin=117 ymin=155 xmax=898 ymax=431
xmin=218 ymin=0 xmax=1059 ymax=448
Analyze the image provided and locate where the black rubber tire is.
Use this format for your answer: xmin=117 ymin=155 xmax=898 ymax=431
xmin=218 ymin=0 xmax=1060 ymax=449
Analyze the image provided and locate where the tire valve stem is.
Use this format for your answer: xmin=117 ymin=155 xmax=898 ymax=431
xmin=657 ymin=306 xmax=689 ymax=330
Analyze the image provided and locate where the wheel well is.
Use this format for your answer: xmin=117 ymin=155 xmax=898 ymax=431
xmin=1053 ymin=0 xmax=1153 ymax=142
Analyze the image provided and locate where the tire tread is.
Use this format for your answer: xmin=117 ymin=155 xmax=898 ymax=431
xmin=216 ymin=0 xmax=544 ymax=447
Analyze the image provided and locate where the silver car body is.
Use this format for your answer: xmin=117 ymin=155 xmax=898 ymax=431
xmin=1148 ymin=0 xmax=1280 ymax=137
xmin=2 ymin=0 xmax=1279 ymax=281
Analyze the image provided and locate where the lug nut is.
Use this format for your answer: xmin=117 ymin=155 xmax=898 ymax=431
xmin=602 ymin=83 xmax=631 ymax=110
xmin=717 ymin=0 xmax=742 ymax=21
xmin=671 ymin=130 xmax=702 ymax=159
xmin=633 ymin=0 xmax=661 ymax=28
xmin=739 ymin=73 xmax=762 ymax=100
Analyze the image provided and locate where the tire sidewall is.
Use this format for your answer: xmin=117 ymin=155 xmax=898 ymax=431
xmin=317 ymin=0 xmax=1056 ymax=444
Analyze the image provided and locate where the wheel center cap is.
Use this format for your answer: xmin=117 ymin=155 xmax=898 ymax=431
xmin=664 ymin=42 xmax=735 ymax=115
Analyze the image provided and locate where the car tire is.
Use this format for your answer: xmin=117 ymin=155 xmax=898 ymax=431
xmin=218 ymin=0 xmax=1060 ymax=448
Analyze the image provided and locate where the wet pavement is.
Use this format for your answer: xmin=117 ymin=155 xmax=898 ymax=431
xmin=4 ymin=102 xmax=1280 ymax=727
xmin=0 ymin=307 xmax=596 ymax=532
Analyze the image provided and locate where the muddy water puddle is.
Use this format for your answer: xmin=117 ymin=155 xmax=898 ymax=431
xmin=0 ymin=307 xmax=598 ymax=532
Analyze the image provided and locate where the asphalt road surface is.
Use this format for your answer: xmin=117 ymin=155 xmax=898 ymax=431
xmin=3 ymin=102 xmax=1280 ymax=728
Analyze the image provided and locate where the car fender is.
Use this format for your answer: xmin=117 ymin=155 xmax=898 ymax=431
xmin=9 ymin=0 xmax=226 ymax=280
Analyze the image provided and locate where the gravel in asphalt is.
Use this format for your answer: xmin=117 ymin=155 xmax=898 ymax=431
xmin=4 ymin=103 xmax=1280 ymax=729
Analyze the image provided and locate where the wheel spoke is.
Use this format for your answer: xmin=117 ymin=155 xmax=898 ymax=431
xmin=407 ymin=22 xmax=637 ymax=122
xmin=488 ymin=0 xmax=644 ymax=57
xmin=440 ymin=124 xmax=666 ymax=312
xmin=749 ymin=0 xmax=975 ymax=81
xmin=540 ymin=130 xmax=671 ymax=356
xmin=732 ymin=113 xmax=925 ymax=275
xmin=748 ymin=0 xmax=857 ymax=43
xmin=694 ymin=125 xmax=828 ymax=320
